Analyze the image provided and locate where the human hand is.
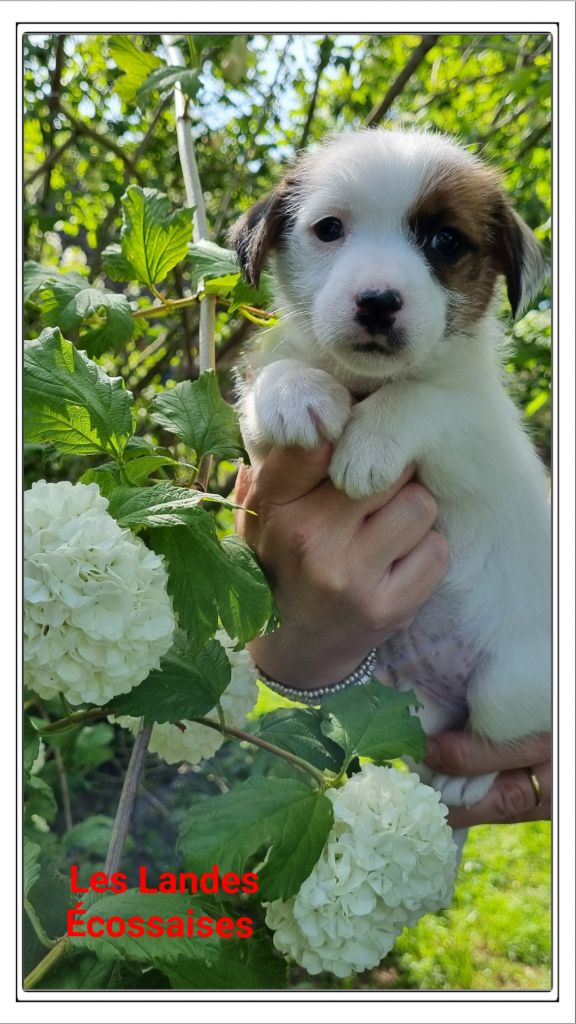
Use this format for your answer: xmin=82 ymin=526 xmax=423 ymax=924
xmin=425 ymin=731 xmax=551 ymax=827
xmin=234 ymin=442 xmax=449 ymax=691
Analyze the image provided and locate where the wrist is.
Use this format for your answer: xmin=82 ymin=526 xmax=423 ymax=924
xmin=247 ymin=628 xmax=376 ymax=691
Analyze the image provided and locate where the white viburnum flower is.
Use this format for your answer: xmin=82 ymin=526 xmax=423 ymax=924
xmin=24 ymin=480 xmax=176 ymax=706
xmin=113 ymin=630 xmax=259 ymax=765
xmin=265 ymin=763 xmax=458 ymax=978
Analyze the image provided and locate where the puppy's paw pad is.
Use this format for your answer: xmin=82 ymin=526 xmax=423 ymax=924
xmin=432 ymin=771 xmax=497 ymax=808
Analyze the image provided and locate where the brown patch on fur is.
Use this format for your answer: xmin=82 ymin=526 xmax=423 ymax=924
xmin=407 ymin=159 xmax=536 ymax=325
xmin=228 ymin=170 xmax=302 ymax=287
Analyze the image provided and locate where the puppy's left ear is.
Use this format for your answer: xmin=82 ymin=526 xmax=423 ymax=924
xmin=494 ymin=203 xmax=548 ymax=318
xmin=228 ymin=175 xmax=298 ymax=287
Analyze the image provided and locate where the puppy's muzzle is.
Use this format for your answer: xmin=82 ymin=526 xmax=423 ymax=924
xmin=355 ymin=289 xmax=403 ymax=336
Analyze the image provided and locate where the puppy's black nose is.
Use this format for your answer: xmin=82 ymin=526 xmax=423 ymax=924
xmin=355 ymin=289 xmax=403 ymax=334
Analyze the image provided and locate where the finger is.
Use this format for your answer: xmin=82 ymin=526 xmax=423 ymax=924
xmin=356 ymin=482 xmax=439 ymax=562
xmin=447 ymin=762 xmax=551 ymax=827
xmin=234 ymin=463 xmax=253 ymax=506
xmin=250 ymin=443 xmax=334 ymax=506
xmin=425 ymin=730 xmax=551 ymax=775
xmin=377 ymin=529 xmax=449 ymax=620
xmin=304 ymin=461 xmax=418 ymax=526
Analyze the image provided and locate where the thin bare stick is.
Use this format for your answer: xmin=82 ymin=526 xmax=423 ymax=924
xmin=366 ymin=35 xmax=439 ymax=127
xmin=104 ymin=720 xmax=152 ymax=876
xmin=161 ymin=35 xmax=216 ymax=377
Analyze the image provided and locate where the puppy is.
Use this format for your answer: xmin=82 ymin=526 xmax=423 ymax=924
xmin=230 ymin=128 xmax=551 ymax=812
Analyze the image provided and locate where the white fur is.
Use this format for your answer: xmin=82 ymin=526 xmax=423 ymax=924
xmin=238 ymin=130 xmax=551 ymax=811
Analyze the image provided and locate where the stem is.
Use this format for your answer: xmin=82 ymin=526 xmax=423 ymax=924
xmin=190 ymin=716 xmax=326 ymax=787
xmin=38 ymin=707 xmax=109 ymax=734
xmin=23 ymin=937 xmax=68 ymax=990
xmin=161 ymin=34 xmax=216 ymax=379
xmin=105 ymin=720 xmax=153 ymax=876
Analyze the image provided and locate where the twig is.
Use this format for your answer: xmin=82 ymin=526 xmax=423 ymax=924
xmin=366 ymin=35 xmax=440 ymax=127
xmin=511 ymin=121 xmax=551 ymax=164
xmin=58 ymin=103 xmax=145 ymax=185
xmin=24 ymin=132 xmax=77 ymax=189
xmin=23 ymin=936 xmax=68 ymax=990
xmin=299 ymin=37 xmax=332 ymax=149
xmin=189 ymin=716 xmax=326 ymax=787
xmin=104 ymin=720 xmax=153 ymax=876
xmin=53 ymin=746 xmax=73 ymax=831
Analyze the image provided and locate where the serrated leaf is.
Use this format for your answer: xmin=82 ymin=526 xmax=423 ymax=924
xmin=151 ymin=371 xmax=246 ymax=461
xmin=168 ymin=930 xmax=287 ymax=989
xmin=24 ymin=328 xmax=134 ymax=458
xmin=37 ymin=951 xmax=125 ymax=990
xmin=24 ymin=841 xmax=41 ymax=897
xmin=149 ymin=519 xmax=274 ymax=650
xmin=107 ymin=483 xmax=238 ymax=530
xmin=109 ymin=36 xmax=163 ymax=102
xmin=254 ymin=708 xmax=345 ymax=773
xmin=24 ymin=714 xmax=40 ymax=776
xmin=79 ymin=463 xmax=120 ymax=499
xmin=188 ymin=240 xmax=239 ymax=291
xmin=109 ymin=634 xmax=231 ymax=723
xmin=123 ymin=454 xmax=187 ymax=485
xmin=70 ymin=890 xmax=220 ymax=966
xmin=136 ymin=65 xmax=201 ymax=104
xmin=73 ymin=724 xmax=115 ymax=770
xmin=320 ymin=681 xmax=426 ymax=764
xmin=24 ymin=262 xmax=134 ymax=357
xmin=25 ymin=775 xmax=58 ymax=823
xmin=178 ymin=777 xmax=333 ymax=901
xmin=120 ymin=185 xmax=193 ymax=287
xmin=101 ymin=243 xmax=138 ymax=283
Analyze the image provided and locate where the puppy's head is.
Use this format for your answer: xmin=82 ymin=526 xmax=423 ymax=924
xmin=230 ymin=129 xmax=547 ymax=379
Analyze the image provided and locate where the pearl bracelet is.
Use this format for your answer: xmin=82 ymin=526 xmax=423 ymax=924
xmin=256 ymin=647 xmax=379 ymax=706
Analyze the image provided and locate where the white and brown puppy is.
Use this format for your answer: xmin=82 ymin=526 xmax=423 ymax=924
xmin=230 ymin=128 xmax=551 ymax=810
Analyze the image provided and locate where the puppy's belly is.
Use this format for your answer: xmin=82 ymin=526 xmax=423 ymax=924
xmin=374 ymin=591 xmax=479 ymax=733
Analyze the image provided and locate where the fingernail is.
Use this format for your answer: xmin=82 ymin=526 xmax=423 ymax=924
xmin=425 ymin=738 xmax=441 ymax=767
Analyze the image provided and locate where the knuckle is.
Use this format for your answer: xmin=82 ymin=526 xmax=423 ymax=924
xmin=492 ymin=778 xmax=531 ymax=822
xmin=439 ymin=734 xmax=470 ymax=773
xmin=401 ymin=482 xmax=438 ymax=523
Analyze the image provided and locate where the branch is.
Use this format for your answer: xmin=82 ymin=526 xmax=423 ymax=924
xmin=24 ymin=131 xmax=77 ymax=189
xmin=511 ymin=121 xmax=551 ymax=163
xmin=299 ymin=36 xmax=332 ymax=149
xmin=365 ymin=35 xmax=440 ymax=127
xmin=58 ymin=103 xmax=145 ymax=185
xmin=104 ymin=720 xmax=152 ymax=875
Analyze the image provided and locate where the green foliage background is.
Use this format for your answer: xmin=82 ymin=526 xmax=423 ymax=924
xmin=24 ymin=32 xmax=552 ymax=991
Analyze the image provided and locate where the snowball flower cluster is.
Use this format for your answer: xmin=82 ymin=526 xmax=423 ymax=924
xmin=265 ymin=763 xmax=458 ymax=978
xmin=113 ymin=630 xmax=259 ymax=765
xmin=24 ymin=480 xmax=176 ymax=706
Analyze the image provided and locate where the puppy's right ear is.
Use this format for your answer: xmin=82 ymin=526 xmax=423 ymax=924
xmin=228 ymin=176 xmax=297 ymax=287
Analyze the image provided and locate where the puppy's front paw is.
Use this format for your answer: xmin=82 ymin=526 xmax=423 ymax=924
xmin=431 ymin=771 xmax=497 ymax=808
xmin=249 ymin=362 xmax=351 ymax=450
xmin=329 ymin=408 xmax=407 ymax=498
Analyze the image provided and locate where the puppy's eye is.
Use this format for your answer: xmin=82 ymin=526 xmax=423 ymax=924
xmin=313 ymin=217 xmax=344 ymax=242
xmin=429 ymin=227 xmax=467 ymax=260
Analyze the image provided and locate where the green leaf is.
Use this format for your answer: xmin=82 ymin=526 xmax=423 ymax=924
xmin=151 ymin=371 xmax=246 ymax=461
xmin=73 ymin=724 xmax=115 ymax=770
xmin=25 ymin=775 xmax=58 ymax=823
xmin=38 ymin=951 xmax=125 ymax=990
xmin=101 ymin=243 xmax=139 ymax=283
xmin=63 ymin=815 xmax=115 ymax=858
xmin=178 ymin=777 xmax=333 ymax=901
xmin=168 ymin=930 xmax=287 ymax=989
xmin=320 ymin=681 xmax=426 ymax=764
xmin=120 ymin=186 xmax=193 ymax=287
xmin=79 ymin=463 xmax=120 ymax=499
xmin=136 ymin=65 xmax=201 ymax=104
xmin=24 ymin=328 xmax=134 ymax=459
xmin=254 ymin=708 xmax=345 ymax=773
xmin=24 ymin=714 xmax=40 ymax=776
xmin=109 ymin=36 xmax=163 ymax=101
xmin=107 ymin=483 xmax=237 ymax=529
xmin=24 ymin=841 xmax=41 ymax=897
xmin=24 ymin=262 xmax=134 ymax=357
xmin=123 ymin=454 xmax=186 ymax=485
xmin=149 ymin=519 xmax=274 ymax=650
xmin=70 ymin=890 xmax=220 ymax=966
xmin=109 ymin=634 xmax=231 ymax=724
xmin=188 ymin=240 xmax=240 ymax=291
